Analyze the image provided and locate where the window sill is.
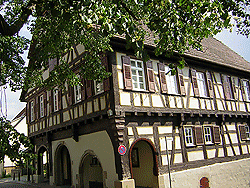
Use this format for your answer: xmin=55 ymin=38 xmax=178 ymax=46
xmin=185 ymin=144 xmax=196 ymax=147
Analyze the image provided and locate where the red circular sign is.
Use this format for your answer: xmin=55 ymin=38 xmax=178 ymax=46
xmin=118 ymin=145 xmax=126 ymax=155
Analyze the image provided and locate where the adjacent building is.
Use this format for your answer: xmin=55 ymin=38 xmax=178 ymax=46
xmin=21 ymin=35 xmax=250 ymax=188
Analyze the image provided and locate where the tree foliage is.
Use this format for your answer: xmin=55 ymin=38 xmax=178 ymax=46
xmin=0 ymin=0 xmax=249 ymax=91
xmin=0 ymin=117 xmax=36 ymax=164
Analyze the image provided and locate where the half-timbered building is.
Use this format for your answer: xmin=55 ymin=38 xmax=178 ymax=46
xmin=22 ymin=35 xmax=250 ymax=188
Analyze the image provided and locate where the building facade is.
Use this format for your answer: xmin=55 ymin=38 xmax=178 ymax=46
xmin=23 ymin=36 xmax=250 ymax=188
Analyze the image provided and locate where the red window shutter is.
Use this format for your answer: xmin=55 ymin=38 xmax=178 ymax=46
xmin=240 ymin=80 xmax=246 ymax=101
xmin=146 ymin=61 xmax=155 ymax=92
xmin=239 ymin=125 xmax=247 ymax=141
xmin=49 ymin=58 xmax=57 ymax=72
xmin=43 ymin=92 xmax=47 ymax=116
xmin=177 ymin=68 xmax=186 ymax=95
xmin=86 ymin=80 xmax=93 ymax=98
xmin=49 ymin=90 xmax=53 ymax=113
xmin=68 ymin=85 xmax=73 ymax=105
xmin=101 ymin=54 xmax=110 ymax=92
xmin=191 ymin=69 xmax=199 ymax=97
xmin=122 ymin=56 xmax=133 ymax=90
xmin=212 ymin=126 xmax=221 ymax=144
xmin=81 ymin=78 xmax=85 ymax=101
xmin=58 ymin=89 xmax=62 ymax=110
xmin=231 ymin=77 xmax=237 ymax=99
xmin=206 ymin=71 xmax=214 ymax=98
xmin=158 ymin=63 xmax=168 ymax=93
xmin=222 ymin=74 xmax=232 ymax=100
xmin=194 ymin=126 xmax=204 ymax=145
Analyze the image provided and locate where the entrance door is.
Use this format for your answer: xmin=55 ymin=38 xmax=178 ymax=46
xmin=38 ymin=147 xmax=49 ymax=181
xmin=130 ymin=140 xmax=159 ymax=188
xmin=55 ymin=145 xmax=72 ymax=186
xmin=79 ymin=154 xmax=103 ymax=188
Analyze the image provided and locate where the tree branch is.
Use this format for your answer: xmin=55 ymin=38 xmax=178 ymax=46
xmin=0 ymin=3 xmax=33 ymax=36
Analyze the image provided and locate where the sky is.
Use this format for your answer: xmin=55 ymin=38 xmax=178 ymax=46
xmin=2 ymin=26 xmax=250 ymax=120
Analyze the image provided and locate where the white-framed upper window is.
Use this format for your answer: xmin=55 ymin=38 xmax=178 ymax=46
xmin=204 ymin=126 xmax=213 ymax=144
xmin=74 ymin=84 xmax=81 ymax=103
xmin=30 ymin=101 xmax=34 ymax=122
xmin=165 ymin=66 xmax=179 ymax=94
xmin=40 ymin=95 xmax=44 ymax=118
xmin=94 ymin=80 xmax=104 ymax=95
xmin=131 ymin=59 xmax=146 ymax=90
xmin=242 ymin=80 xmax=250 ymax=102
xmin=53 ymin=89 xmax=59 ymax=112
xmin=184 ymin=127 xmax=194 ymax=146
xmin=196 ymin=71 xmax=208 ymax=97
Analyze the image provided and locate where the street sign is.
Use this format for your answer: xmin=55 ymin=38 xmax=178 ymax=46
xmin=118 ymin=145 xmax=126 ymax=155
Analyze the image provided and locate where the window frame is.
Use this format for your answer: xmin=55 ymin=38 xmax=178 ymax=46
xmin=204 ymin=126 xmax=213 ymax=144
xmin=53 ymin=89 xmax=59 ymax=112
xmin=40 ymin=95 xmax=44 ymax=118
xmin=30 ymin=101 xmax=34 ymax=122
xmin=94 ymin=80 xmax=104 ymax=95
xmin=130 ymin=59 xmax=146 ymax=91
xmin=184 ymin=127 xmax=195 ymax=147
xmin=242 ymin=80 xmax=250 ymax=102
xmin=245 ymin=125 xmax=250 ymax=140
xmin=196 ymin=71 xmax=208 ymax=98
xmin=74 ymin=83 xmax=82 ymax=103
xmin=165 ymin=65 xmax=179 ymax=95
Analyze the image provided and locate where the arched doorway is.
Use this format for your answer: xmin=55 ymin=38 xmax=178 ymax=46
xmin=79 ymin=152 xmax=103 ymax=188
xmin=37 ymin=146 xmax=49 ymax=182
xmin=55 ymin=145 xmax=72 ymax=186
xmin=129 ymin=138 xmax=159 ymax=188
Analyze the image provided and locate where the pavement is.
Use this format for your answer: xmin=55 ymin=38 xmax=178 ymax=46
xmin=0 ymin=175 xmax=71 ymax=188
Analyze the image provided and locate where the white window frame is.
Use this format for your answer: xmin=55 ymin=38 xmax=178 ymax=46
xmin=242 ymin=80 xmax=250 ymax=102
xmin=165 ymin=65 xmax=179 ymax=94
xmin=94 ymin=80 xmax=104 ymax=95
xmin=74 ymin=84 xmax=81 ymax=103
xmin=184 ymin=127 xmax=195 ymax=146
xmin=40 ymin=95 xmax=44 ymax=118
xmin=204 ymin=126 xmax=213 ymax=144
xmin=196 ymin=71 xmax=208 ymax=97
xmin=53 ymin=89 xmax=59 ymax=112
xmin=131 ymin=59 xmax=146 ymax=91
xmin=245 ymin=125 xmax=250 ymax=140
xmin=30 ymin=101 xmax=34 ymax=122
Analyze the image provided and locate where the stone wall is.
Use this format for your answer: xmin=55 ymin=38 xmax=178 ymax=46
xmin=159 ymin=158 xmax=250 ymax=188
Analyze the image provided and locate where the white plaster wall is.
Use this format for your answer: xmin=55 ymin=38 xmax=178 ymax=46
xmin=51 ymin=131 xmax=118 ymax=188
xmin=159 ymin=158 xmax=250 ymax=188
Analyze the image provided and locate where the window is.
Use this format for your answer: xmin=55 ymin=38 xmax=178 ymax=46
xmin=40 ymin=95 xmax=44 ymax=118
xmin=196 ymin=72 xmax=208 ymax=97
xmin=184 ymin=125 xmax=221 ymax=146
xmin=245 ymin=125 xmax=250 ymax=139
xmin=239 ymin=125 xmax=250 ymax=140
xmin=94 ymin=80 xmax=104 ymax=95
xmin=184 ymin=127 xmax=194 ymax=146
xmin=165 ymin=66 xmax=179 ymax=94
xmin=53 ymin=89 xmax=59 ymax=112
xmin=30 ymin=101 xmax=34 ymax=122
xmin=74 ymin=84 xmax=81 ymax=103
xmin=204 ymin=127 xmax=212 ymax=144
xmin=242 ymin=80 xmax=250 ymax=101
xmin=131 ymin=59 xmax=146 ymax=90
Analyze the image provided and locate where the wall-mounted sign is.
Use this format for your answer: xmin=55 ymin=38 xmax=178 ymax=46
xmin=118 ymin=145 xmax=126 ymax=155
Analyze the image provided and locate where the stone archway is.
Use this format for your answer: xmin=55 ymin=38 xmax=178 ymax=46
xmin=37 ymin=146 xmax=49 ymax=182
xmin=79 ymin=151 xmax=104 ymax=188
xmin=129 ymin=138 xmax=159 ymax=188
xmin=55 ymin=145 xmax=72 ymax=186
